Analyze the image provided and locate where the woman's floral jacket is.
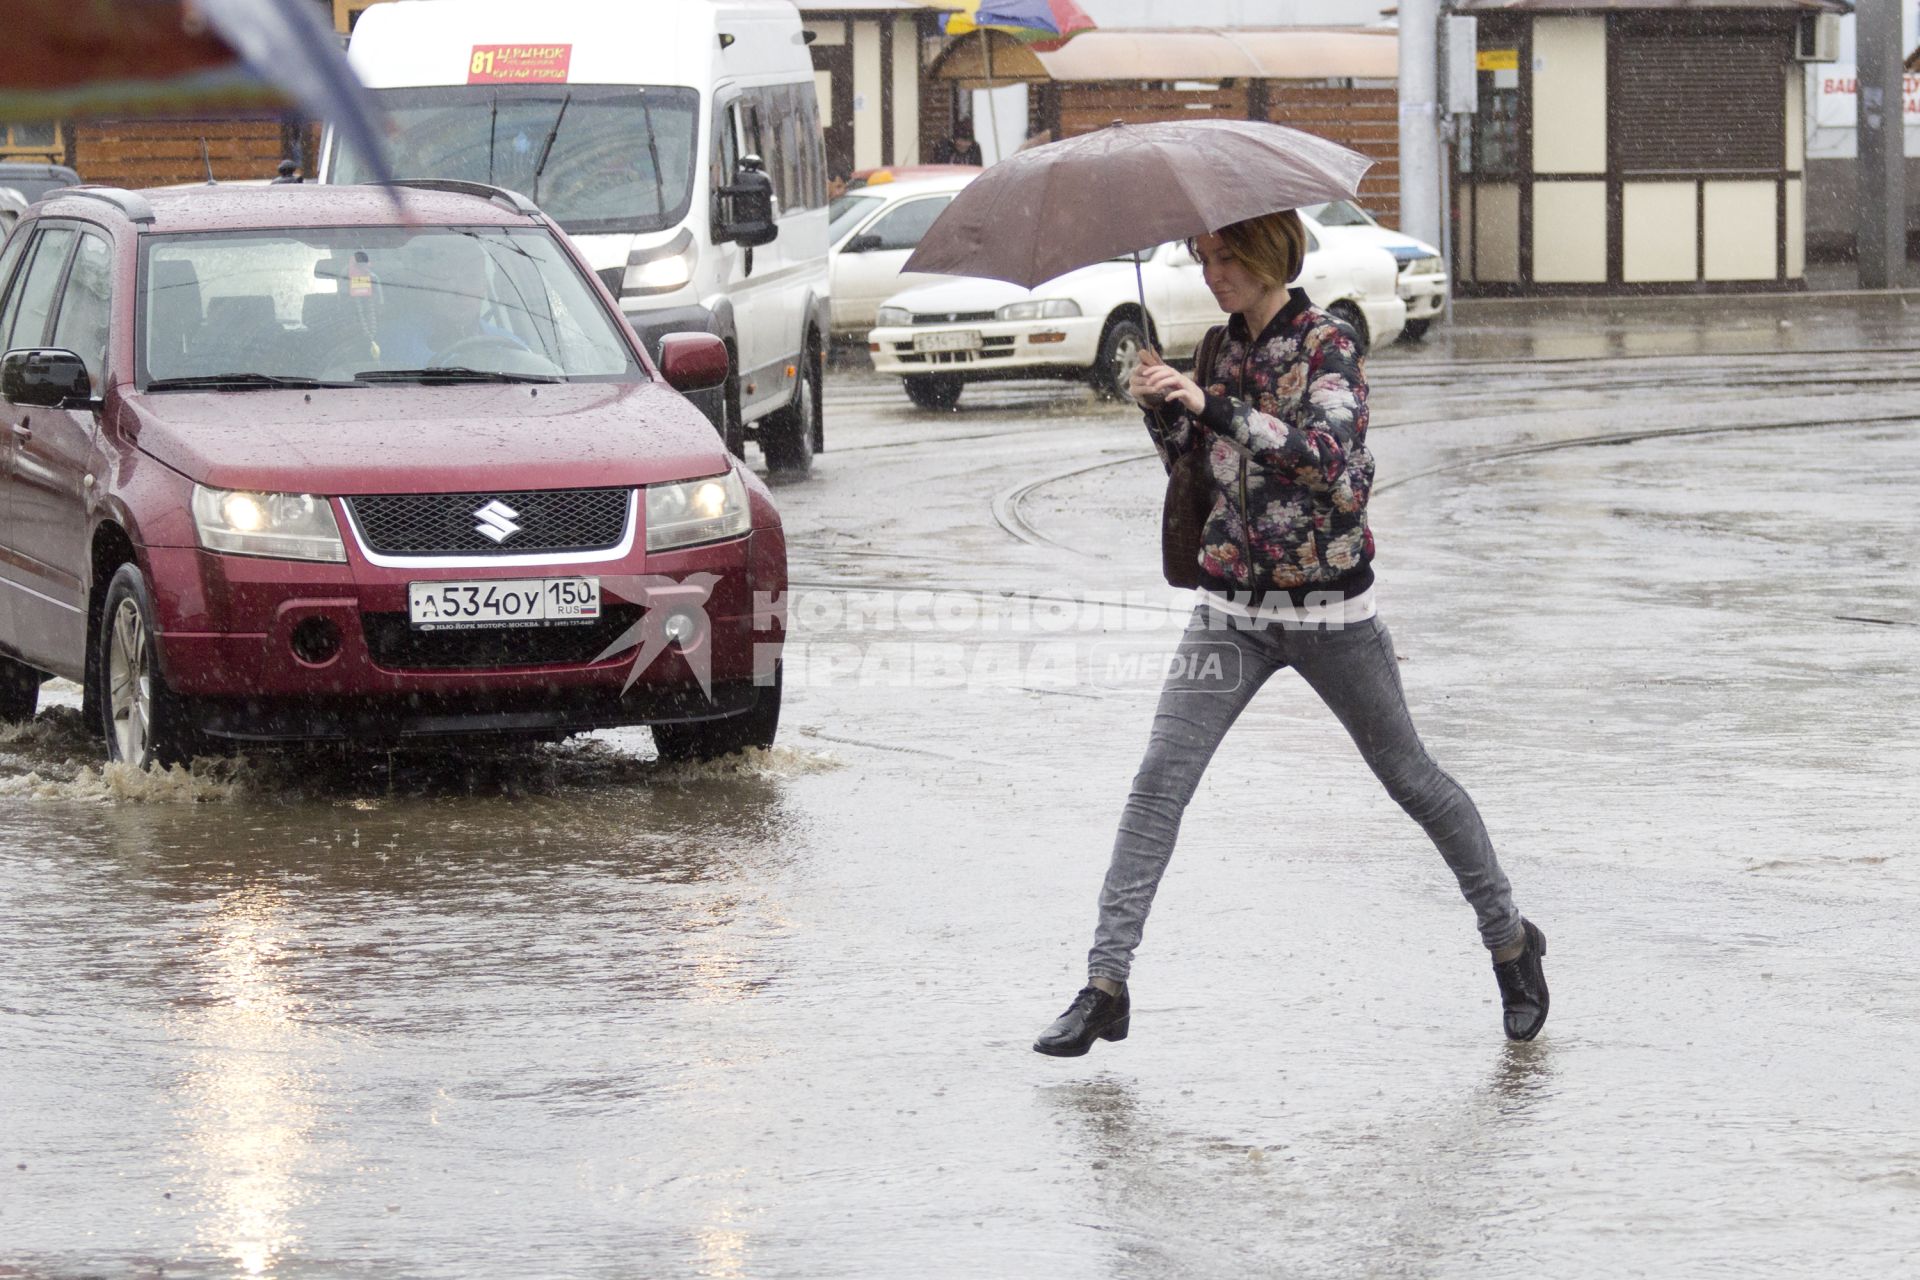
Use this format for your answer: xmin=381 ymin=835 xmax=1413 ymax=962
xmin=1149 ymin=287 xmax=1376 ymax=598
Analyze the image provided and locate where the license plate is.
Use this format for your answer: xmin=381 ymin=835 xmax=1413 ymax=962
xmin=408 ymin=577 xmax=600 ymax=630
xmin=914 ymin=330 xmax=981 ymax=352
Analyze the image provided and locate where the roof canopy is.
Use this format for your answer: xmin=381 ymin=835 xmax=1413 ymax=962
xmin=928 ymin=27 xmax=1399 ymax=87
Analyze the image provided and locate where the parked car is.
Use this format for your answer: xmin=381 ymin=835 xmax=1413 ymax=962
xmin=0 ymin=162 xmax=81 ymax=204
xmin=867 ymin=210 xmax=1405 ymax=410
xmin=325 ymin=0 xmax=829 ymax=474
xmin=0 ymin=188 xmax=27 ymax=237
xmin=827 ymin=172 xmax=974 ymax=338
xmin=1300 ymin=200 xmax=1447 ymax=341
xmin=0 ymin=181 xmax=786 ymax=767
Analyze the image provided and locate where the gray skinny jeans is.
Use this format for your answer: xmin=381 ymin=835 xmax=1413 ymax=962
xmin=1088 ymin=603 xmax=1524 ymax=982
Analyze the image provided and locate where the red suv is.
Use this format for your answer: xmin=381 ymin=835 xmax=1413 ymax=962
xmin=0 ymin=181 xmax=786 ymax=767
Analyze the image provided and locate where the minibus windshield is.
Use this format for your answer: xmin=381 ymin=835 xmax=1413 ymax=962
xmin=331 ymin=85 xmax=699 ymax=236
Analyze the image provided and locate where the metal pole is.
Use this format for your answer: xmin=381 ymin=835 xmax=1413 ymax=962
xmin=978 ymin=28 xmax=1002 ymax=163
xmin=1857 ymin=0 xmax=1906 ymax=289
xmin=1397 ymin=0 xmax=1442 ymax=247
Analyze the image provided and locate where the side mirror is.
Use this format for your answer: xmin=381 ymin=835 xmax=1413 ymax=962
xmin=1 ymin=348 xmax=93 ymax=407
xmin=657 ymin=332 xmax=729 ymax=393
xmin=843 ymin=233 xmax=882 ymax=254
xmin=715 ymin=160 xmax=777 ymax=248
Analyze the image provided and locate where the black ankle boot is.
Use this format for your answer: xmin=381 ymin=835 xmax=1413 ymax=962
xmin=1033 ymin=983 xmax=1130 ymax=1057
xmin=1492 ymin=918 xmax=1549 ymax=1041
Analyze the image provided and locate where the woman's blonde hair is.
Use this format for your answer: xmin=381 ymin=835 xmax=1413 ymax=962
xmin=1189 ymin=210 xmax=1308 ymax=288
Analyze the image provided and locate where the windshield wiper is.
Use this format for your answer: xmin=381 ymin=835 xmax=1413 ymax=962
xmin=353 ymin=366 xmax=561 ymax=384
xmin=145 ymin=373 xmax=361 ymax=391
xmin=530 ymin=93 xmax=572 ymax=205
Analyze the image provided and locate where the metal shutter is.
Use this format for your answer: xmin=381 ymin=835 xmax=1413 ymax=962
xmin=1613 ymin=23 xmax=1786 ymax=174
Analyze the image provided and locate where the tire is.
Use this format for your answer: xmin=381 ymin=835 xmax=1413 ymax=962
xmin=651 ymin=663 xmax=782 ymax=763
xmin=0 ymin=654 xmax=40 ymax=723
xmin=98 ymin=564 xmax=202 ymax=768
xmin=1092 ymin=317 xmax=1147 ymax=401
xmin=902 ymin=373 xmax=963 ymax=411
xmin=762 ymin=335 xmax=821 ymax=475
xmin=1401 ymin=318 xmax=1430 ymax=342
xmin=1328 ymin=301 xmax=1371 ymax=357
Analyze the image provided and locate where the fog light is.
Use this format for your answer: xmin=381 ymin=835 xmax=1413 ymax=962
xmin=290 ymin=616 xmax=341 ymax=665
xmin=663 ymin=612 xmax=696 ymax=645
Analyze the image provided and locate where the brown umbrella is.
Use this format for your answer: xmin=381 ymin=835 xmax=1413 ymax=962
xmin=902 ymin=118 xmax=1372 ymax=290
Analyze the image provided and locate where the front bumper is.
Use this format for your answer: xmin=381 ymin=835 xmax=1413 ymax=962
xmin=1357 ymin=296 xmax=1409 ymax=348
xmin=868 ymin=315 xmax=1104 ymax=380
xmin=143 ymin=506 xmax=786 ymax=742
xmin=1397 ymin=271 xmax=1449 ymax=321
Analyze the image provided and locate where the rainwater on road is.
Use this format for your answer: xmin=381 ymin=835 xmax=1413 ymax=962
xmin=4 ymin=293 xmax=1917 ymax=1278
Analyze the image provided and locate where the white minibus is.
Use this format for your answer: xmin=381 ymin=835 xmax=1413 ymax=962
xmin=325 ymin=0 xmax=830 ymax=473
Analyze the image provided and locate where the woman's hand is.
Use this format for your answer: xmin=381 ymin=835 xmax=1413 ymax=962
xmin=1131 ymin=347 xmax=1205 ymax=415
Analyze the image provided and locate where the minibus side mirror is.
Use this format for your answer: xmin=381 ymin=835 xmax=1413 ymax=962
xmin=1 ymin=348 xmax=94 ymax=408
xmin=716 ymin=156 xmax=777 ymax=248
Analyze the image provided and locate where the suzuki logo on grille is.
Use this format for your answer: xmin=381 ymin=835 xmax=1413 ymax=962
xmin=473 ymin=499 xmax=522 ymax=543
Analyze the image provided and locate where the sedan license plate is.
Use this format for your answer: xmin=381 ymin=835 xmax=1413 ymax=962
xmin=408 ymin=578 xmax=600 ymax=630
xmin=914 ymin=329 xmax=982 ymax=352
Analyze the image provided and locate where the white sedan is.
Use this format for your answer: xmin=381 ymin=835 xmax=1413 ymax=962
xmin=1301 ymin=200 xmax=1449 ymax=340
xmin=826 ymin=173 xmax=976 ymax=339
xmin=867 ymin=211 xmax=1405 ymax=410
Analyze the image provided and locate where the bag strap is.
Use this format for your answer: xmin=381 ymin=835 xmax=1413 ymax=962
xmin=1195 ymin=324 xmax=1226 ymax=390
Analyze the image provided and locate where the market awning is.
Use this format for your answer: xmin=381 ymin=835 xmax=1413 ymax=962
xmin=927 ymin=27 xmax=1400 ymax=87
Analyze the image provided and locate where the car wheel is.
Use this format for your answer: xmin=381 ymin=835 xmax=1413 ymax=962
xmin=762 ymin=335 xmax=820 ymax=476
xmin=651 ymin=663 xmax=782 ymax=763
xmin=1328 ymin=301 xmax=1372 ymax=357
xmin=1093 ymin=317 xmax=1147 ymax=401
xmin=98 ymin=564 xmax=201 ymax=769
xmin=902 ymin=374 xmax=963 ymax=411
xmin=1401 ymin=318 xmax=1430 ymax=342
xmin=0 ymin=654 xmax=41 ymax=723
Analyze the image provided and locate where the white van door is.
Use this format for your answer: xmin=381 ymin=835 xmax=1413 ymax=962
xmin=719 ymin=92 xmax=795 ymax=417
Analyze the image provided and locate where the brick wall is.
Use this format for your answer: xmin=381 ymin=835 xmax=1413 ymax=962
xmin=71 ymin=118 xmax=304 ymax=189
xmin=1052 ymin=80 xmax=1402 ymax=229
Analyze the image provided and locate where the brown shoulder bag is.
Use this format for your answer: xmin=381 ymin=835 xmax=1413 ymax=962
xmin=1158 ymin=325 xmax=1226 ymax=588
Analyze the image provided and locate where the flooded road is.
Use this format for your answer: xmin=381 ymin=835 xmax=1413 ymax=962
xmin=5 ymin=297 xmax=1918 ymax=1277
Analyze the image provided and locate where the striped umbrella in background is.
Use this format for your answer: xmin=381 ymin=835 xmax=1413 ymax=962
xmin=937 ymin=0 xmax=1094 ymax=160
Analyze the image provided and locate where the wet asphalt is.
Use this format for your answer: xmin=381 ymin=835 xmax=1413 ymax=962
xmin=3 ymin=293 xmax=1917 ymax=1278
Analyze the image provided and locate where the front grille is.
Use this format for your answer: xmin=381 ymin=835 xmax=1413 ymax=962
xmin=347 ymin=488 xmax=631 ymax=557
xmin=362 ymin=604 xmax=644 ymax=670
xmin=911 ymin=309 xmax=995 ymax=324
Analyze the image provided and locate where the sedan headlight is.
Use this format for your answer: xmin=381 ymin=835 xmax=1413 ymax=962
xmin=1400 ymin=255 xmax=1445 ymax=276
xmin=191 ymin=485 xmax=346 ymax=562
xmin=875 ymin=305 xmax=913 ymax=327
xmin=623 ymin=229 xmax=697 ymax=296
xmin=996 ymin=298 xmax=1081 ymax=321
xmin=646 ymin=467 xmax=751 ymax=552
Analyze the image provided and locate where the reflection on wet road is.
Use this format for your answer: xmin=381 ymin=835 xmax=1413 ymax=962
xmin=5 ymin=301 xmax=1918 ymax=1277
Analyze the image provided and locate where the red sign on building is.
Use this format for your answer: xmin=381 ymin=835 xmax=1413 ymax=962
xmin=467 ymin=44 xmax=573 ymax=85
